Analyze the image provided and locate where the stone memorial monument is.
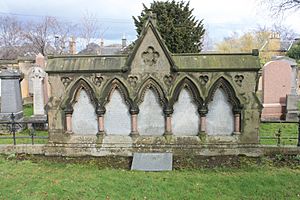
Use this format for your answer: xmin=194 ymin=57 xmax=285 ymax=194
xmin=261 ymin=60 xmax=292 ymax=120
xmin=0 ymin=68 xmax=23 ymax=121
xmin=45 ymin=14 xmax=261 ymax=157
xmin=261 ymin=57 xmax=299 ymax=121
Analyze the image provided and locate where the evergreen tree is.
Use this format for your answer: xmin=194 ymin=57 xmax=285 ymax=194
xmin=133 ymin=0 xmax=205 ymax=53
xmin=287 ymin=41 xmax=300 ymax=61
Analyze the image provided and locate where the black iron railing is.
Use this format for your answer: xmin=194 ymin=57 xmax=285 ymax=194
xmin=0 ymin=113 xmax=48 ymax=145
xmin=260 ymin=118 xmax=300 ymax=146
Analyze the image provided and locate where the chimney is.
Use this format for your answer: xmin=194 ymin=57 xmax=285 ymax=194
xmin=122 ymin=34 xmax=127 ymax=49
xmin=69 ymin=36 xmax=76 ymax=54
xmin=268 ymin=32 xmax=281 ymax=52
xmin=35 ymin=53 xmax=45 ymax=68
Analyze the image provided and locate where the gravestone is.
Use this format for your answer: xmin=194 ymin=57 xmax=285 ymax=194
xmin=29 ymin=66 xmax=46 ymax=117
xmin=131 ymin=153 xmax=173 ymax=171
xmin=0 ymin=68 xmax=23 ymax=121
xmin=261 ymin=60 xmax=292 ymax=120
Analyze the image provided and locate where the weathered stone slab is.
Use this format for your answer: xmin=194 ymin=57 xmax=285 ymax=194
xmin=131 ymin=153 xmax=173 ymax=171
xmin=104 ymin=89 xmax=131 ymax=135
xmin=206 ymin=88 xmax=234 ymax=135
xmin=72 ymin=89 xmax=98 ymax=134
xmin=138 ymin=89 xmax=164 ymax=135
xmin=172 ymin=89 xmax=199 ymax=136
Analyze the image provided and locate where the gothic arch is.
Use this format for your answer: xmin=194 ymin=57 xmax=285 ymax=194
xmin=61 ymin=78 xmax=97 ymax=112
xmin=135 ymin=77 xmax=168 ymax=108
xmin=101 ymin=78 xmax=133 ymax=109
xmin=170 ymin=77 xmax=203 ymax=107
xmin=205 ymin=77 xmax=242 ymax=111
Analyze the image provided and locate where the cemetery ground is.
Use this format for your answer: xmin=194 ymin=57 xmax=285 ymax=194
xmin=0 ymin=154 xmax=300 ymax=199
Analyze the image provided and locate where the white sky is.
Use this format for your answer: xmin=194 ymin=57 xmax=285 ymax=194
xmin=0 ymin=0 xmax=299 ymax=46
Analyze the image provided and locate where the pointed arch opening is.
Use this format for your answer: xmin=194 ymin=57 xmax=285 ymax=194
xmin=205 ymin=77 xmax=241 ymax=135
xmin=136 ymin=78 xmax=167 ymax=136
xmin=71 ymin=88 xmax=98 ymax=135
xmin=102 ymin=79 xmax=131 ymax=135
xmin=63 ymin=78 xmax=98 ymax=134
xmin=171 ymin=77 xmax=203 ymax=136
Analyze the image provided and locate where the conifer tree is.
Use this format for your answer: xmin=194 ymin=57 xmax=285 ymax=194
xmin=133 ymin=1 xmax=205 ymax=53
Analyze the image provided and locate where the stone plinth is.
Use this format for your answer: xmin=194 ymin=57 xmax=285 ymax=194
xmin=261 ymin=61 xmax=292 ymax=120
xmin=0 ymin=68 xmax=23 ymax=120
xmin=285 ymin=94 xmax=300 ymax=122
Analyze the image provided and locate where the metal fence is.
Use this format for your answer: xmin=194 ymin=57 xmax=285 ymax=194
xmin=259 ymin=119 xmax=300 ymax=146
xmin=0 ymin=113 xmax=300 ymax=146
xmin=0 ymin=113 xmax=48 ymax=145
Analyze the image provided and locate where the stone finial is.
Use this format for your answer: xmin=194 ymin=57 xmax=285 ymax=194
xmin=35 ymin=53 xmax=45 ymax=68
xmin=146 ymin=9 xmax=157 ymax=26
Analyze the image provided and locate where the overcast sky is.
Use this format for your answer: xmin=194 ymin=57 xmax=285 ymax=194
xmin=0 ymin=0 xmax=299 ymax=46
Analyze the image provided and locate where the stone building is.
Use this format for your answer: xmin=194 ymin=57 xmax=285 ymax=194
xmin=46 ymin=17 xmax=261 ymax=156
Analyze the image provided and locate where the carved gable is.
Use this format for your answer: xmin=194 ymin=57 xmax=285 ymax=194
xmin=127 ymin=21 xmax=176 ymax=74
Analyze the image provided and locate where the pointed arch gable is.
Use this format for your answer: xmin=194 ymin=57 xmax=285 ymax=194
xmin=61 ymin=78 xmax=97 ymax=110
xmin=101 ymin=78 xmax=133 ymax=108
xmin=135 ymin=77 xmax=167 ymax=107
xmin=206 ymin=77 xmax=241 ymax=110
xmin=170 ymin=77 xmax=203 ymax=107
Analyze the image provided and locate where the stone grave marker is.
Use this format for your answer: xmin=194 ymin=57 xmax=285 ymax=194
xmin=29 ymin=66 xmax=46 ymax=117
xmin=261 ymin=60 xmax=292 ymax=120
xmin=0 ymin=68 xmax=23 ymax=121
xmin=131 ymin=153 xmax=173 ymax=171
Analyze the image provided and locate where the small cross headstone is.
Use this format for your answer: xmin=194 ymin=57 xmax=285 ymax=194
xmin=131 ymin=153 xmax=173 ymax=171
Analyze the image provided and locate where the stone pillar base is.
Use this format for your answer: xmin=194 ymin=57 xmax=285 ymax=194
xmin=233 ymin=132 xmax=241 ymax=135
xmin=130 ymin=131 xmax=139 ymax=138
xmin=198 ymin=131 xmax=207 ymax=142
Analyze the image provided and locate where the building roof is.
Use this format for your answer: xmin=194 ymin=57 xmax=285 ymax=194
xmin=46 ymin=19 xmax=260 ymax=74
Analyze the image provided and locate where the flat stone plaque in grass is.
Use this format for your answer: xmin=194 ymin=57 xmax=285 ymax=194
xmin=131 ymin=153 xmax=173 ymax=171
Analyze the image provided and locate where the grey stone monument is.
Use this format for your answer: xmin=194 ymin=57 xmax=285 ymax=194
xmin=0 ymin=68 xmax=23 ymax=121
xmin=274 ymin=57 xmax=300 ymax=121
xmin=29 ymin=66 xmax=47 ymax=121
xmin=131 ymin=153 xmax=173 ymax=171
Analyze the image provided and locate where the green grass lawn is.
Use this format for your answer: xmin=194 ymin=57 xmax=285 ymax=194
xmin=0 ymin=155 xmax=300 ymax=199
xmin=0 ymin=129 xmax=48 ymax=145
xmin=23 ymin=104 xmax=33 ymax=117
xmin=259 ymin=123 xmax=298 ymax=145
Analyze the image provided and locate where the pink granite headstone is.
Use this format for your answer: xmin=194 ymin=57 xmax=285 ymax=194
xmin=261 ymin=60 xmax=292 ymax=120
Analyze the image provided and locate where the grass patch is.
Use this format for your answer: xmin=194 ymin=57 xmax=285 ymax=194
xmin=23 ymin=104 xmax=33 ymax=117
xmin=259 ymin=123 xmax=298 ymax=145
xmin=0 ymin=155 xmax=300 ymax=199
xmin=0 ymin=130 xmax=48 ymax=145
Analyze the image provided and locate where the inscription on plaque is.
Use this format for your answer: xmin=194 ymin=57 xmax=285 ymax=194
xmin=131 ymin=153 xmax=173 ymax=171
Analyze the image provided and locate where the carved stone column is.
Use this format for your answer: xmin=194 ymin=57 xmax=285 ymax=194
xmin=233 ymin=108 xmax=241 ymax=135
xmin=130 ymin=106 xmax=139 ymax=137
xmin=164 ymin=106 xmax=173 ymax=136
xmin=198 ymin=107 xmax=208 ymax=139
xmin=96 ymin=104 xmax=106 ymax=137
xmin=65 ymin=105 xmax=73 ymax=133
